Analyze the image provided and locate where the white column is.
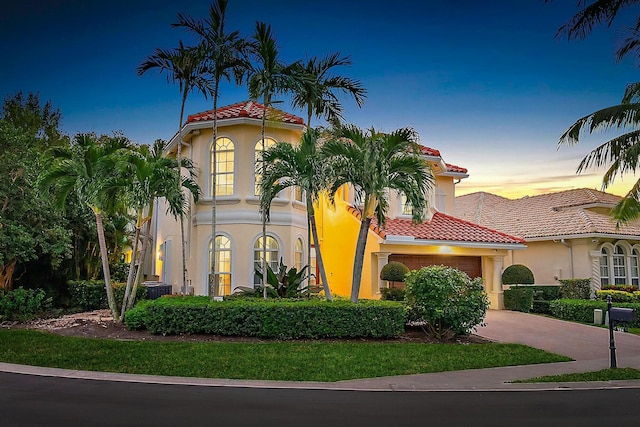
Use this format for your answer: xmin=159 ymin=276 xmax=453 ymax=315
xmin=372 ymin=252 xmax=391 ymax=296
xmin=589 ymin=250 xmax=602 ymax=298
xmin=490 ymin=255 xmax=504 ymax=310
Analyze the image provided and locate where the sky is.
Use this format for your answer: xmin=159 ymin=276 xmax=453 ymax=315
xmin=2 ymin=0 xmax=639 ymax=199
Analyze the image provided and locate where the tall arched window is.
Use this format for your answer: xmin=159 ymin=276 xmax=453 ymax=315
xmin=613 ymin=245 xmax=626 ymax=285
xmin=400 ymin=193 xmax=412 ymax=215
xmin=209 ymin=235 xmax=232 ymax=296
xmin=631 ymin=249 xmax=640 ymax=287
xmin=253 ymin=236 xmax=279 ymax=284
xmin=254 ymin=137 xmax=277 ymax=195
xmin=211 ymin=137 xmax=234 ymax=196
xmin=600 ymin=247 xmax=610 ymax=286
xmin=295 ymin=238 xmax=304 ymax=272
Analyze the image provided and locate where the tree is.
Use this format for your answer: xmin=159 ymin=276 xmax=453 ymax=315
xmin=174 ymin=0 xmax=248 ymax=298
xmin=558 ymin=82 xmax=640 ymax=224
xmin=553 ymin=1 xmax=640 ymax=224
xmin=259 ymin=129 xmax=333 ymax=300
xmin=248 ymin=21 xmax=302 ymax=298
xmin=119 ymin=140 xmax=200 ymax=318
xmin=291 ymin=52 xmax=366 ymax=128
xmin=39 ymin=133 xmax=131 ymax=320
xmin=0 ymin=93 xmax=71 ymax=290
xmin=137 ymin=41 xmax=211 ymax=295
xmin=551 ymin=0 xmax=640 ymax=61
xmin=323 ymin=125 xmax=434 ymax=302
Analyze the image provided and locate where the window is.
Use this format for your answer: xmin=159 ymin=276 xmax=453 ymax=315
xmin=631 ymin=249 xmax=639 ymax=287
xmin=253 ymin=236 xmax=279 ymax=284
xmin=400 ymin=193 xmax=412 ymax=215
xmin=211 ymin=137 xmax=234 ymax=196
xmin=613 ymin=245 xmax=626 ymax=285
xmin=600 ymin=247 xmax=610 ymax=286
xmin=209 ymin=235 xmax=232 ymax=296
xmin=254 ymin=137 xmax=277 ymax=195
xmin=295 ymin=238 xmax=304 ymax=272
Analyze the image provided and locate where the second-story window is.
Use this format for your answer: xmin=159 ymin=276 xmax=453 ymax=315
xmin=400 ymin=193 xmax=412 ymax=216
xmin=211 ymin=137 xmax=234 ymax=196
xmin=254 ymin=137 xmax=277 ymax=195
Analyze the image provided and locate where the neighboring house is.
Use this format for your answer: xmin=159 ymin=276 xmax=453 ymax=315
xmin=455 ymin=189 xmax=640 ymax=293
xmin=154 ymin=101 xmax=526 ymax=309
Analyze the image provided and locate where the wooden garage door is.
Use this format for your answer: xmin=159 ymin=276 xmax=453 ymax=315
xmin=389 ymin=254 xmax=482 ymax=278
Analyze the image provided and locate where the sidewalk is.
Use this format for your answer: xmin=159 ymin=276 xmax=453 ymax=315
xmin=2 ymin=310 xmax=640 ymax=391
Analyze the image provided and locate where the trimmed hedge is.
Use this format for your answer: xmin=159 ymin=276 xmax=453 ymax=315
xmin=549 ymin=299 xmax=640 ymax=327
xmin=380 ymin=287 xmax=406 ymax=301
xmin=125 ymin=296 xmax=405 ymax=339
xmin=558 ymin=279 xmax=591 ymax=300
xmin=504 ymin=287 xmax=533 ymax=313
xmin=68 ymin=280 xmax=147 ymax=312
xmin=502 ymin=264 xmax=534 ymax=285
xmin=506 ymin=285 xmax=561 ymax=314
xmin=596 ymin=290 xmax=638 ymax=303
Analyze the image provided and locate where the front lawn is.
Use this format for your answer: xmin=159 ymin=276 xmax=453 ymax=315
xmin=514 ymin=368 xmax=640 ymax=383
xmin=0 ymin=329 xmax=570 ymax=382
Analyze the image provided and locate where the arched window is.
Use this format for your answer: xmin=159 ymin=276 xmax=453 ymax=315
xmin=209 ymin=235 xmax=232 ymax=296
xmin=254 ymin=137 xmax=277 ymax=195
xmin=600 ymin=247 xmax=610 ymax=286
xmin=253 ymin=236 xmax=279 ymax=284
xmin=613 ymin=245 xmax=626 ymax=285
xmin=211 ymin=137 xmax=234 ymax=196
xmin=631 ymin=249 xmax=640 ymax=287
xmin=295 ymin=238 xmax=304 ymax=272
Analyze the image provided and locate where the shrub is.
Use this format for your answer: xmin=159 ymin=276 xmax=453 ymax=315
xmin=558 ymin=279 xmax=591 ymax=300
xmin=404 ymin=265 xmax=489 ymax=338
xmin=515 ymin=285 xmax=560 ymax=314
xmin=380 ymin=287 xmax=406 ymax=301
xmin=549 ymin=299 xmax=640 ymax=328
xmin=602 ymin=284 xmax=638 ymax=293
xmin=254 ymin=258 xmax=311 ymax=298
xmin=504 ymin=286 xmax=533 ymax=313
xmin=501 ymin=264 xmax=534 ymax=285
xmin=597 ymin=290 xmax=636 ymax=303
xmin=123 ymin=300 xmax=153 ymax=330
xmin=0 ymin=287 xmax=53 ymax=322
xmin=380 ymin=261 xmax=410 ymax=283
xmin=128 ymin=296 xmax=405 ymax=339
xmin=110 ymin=262 xmax=130 ymax=283
xmin=68 ymin=280 xmax=147 ymax=312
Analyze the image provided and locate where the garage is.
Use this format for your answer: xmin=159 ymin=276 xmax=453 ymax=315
xmin=389 ymin=254 xmax=482 ymax=279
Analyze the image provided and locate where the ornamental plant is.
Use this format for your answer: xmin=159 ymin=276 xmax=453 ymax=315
xmin=380 ymin=261 xmax=410 ymax=288
xmin=404 ymin=265 xmax=489 ymax=339
xmin=501 ymin=264 xmax=534 ymax=285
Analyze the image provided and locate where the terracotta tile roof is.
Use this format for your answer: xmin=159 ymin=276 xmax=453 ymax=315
xmin=455 ymin=188 xmax=640 ymax=239
xmin=446 ymin=163 xmax=468 ymax=174
xmin=186 ymin=100 xmax=305 ymax=125
xmin=347 ymin=206 xmax=524 ymax=244
xmin=419 ymin=146 xmax=441 ymax=157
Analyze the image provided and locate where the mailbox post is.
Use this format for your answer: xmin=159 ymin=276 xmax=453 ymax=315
xmin=607 ymin=294 xmax=638 ymax=369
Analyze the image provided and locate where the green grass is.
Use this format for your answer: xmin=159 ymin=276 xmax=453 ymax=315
xmin=514 ymin=368 xmax=640 ymax=383
xmin=0 ymin=329 xmax=570 ymax=382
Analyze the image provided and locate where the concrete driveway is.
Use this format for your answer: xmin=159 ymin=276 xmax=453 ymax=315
xmin=478 ymin=310 xmax=640 ymax=362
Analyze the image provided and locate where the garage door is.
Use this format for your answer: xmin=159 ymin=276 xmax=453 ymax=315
xmin=389 ymin=254 xmax=482 ymax=279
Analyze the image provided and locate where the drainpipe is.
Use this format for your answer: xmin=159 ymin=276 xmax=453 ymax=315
xmin=560 ymin=238 xmax=574 ymax=278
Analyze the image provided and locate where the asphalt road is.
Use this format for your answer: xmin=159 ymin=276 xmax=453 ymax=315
xmin=1 ymin=372 xmax=639 ymax=427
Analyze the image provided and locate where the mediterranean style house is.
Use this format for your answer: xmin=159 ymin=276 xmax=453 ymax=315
xmin=153 ymin=101 xmax=526 ymax=309
xmin=456 ymin=189 xmax=640 ymax=293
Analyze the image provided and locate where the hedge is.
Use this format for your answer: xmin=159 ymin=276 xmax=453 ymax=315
xmin=549 ymin=299 xmax=640 ymax=327
xmin=596 ymin=290 xmax=639 ymax=303
xmin=558 ymin=279 xmax=591 ymax=300
xmin=504 ymin=287 xmax=533 ymax=313
xmin=68 ymin=280 xmax=147 ymax=312
xmin=124 ymin=296 xmax=405 ymax=339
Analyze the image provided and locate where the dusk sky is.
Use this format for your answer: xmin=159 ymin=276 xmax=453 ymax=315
xmin=2 ymin=0 xmax=638 ymax=199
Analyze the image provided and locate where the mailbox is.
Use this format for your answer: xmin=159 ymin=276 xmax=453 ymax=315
xmin=610 ymin=307 xmax=637 ymax=323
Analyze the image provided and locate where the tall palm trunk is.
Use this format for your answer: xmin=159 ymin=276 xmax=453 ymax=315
xmin=351 ymin=217 xmax=371 ymax=303
xmin=94 ymin=208 xmax=119 ymax=320
xmin=308 ymin=207 xmax=332 ymax=301
xmin=261 ymin=99 xmax=268 ymax=299
xmin=210 ymin=83 xmax=219 ymax=299
xmin=127 ymin=206 xmax=154 ymax=311
xmin=121 ymin=210 xmax=143 ymax=319
xmin=178 ymin=94 xmax=188 ymax=294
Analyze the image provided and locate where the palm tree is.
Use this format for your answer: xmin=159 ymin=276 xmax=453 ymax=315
xmin=174 ymin=0 xmax=248 ymax=298
xmin=291 ymin=52 xmax=366 ymax=128
xmin=248 ymin=21 xmax=302 ymax=298
xmin=558 ymin=82 xmax=640 ymax=224
xmin=289 ymin=52 xmax=366 ymax=286
xmin=259 ymin=128 xmax=333 ymax=300
xmin=137 ymin=41 xmax=211 ymax=295
xmin=323 ymin=125 xmax=434 ymax=302
xmin=551 ymin=0 xmax=640 ymax=61
xmin=39 ymin=133 xmax=131 ymax=320
xmin=119 ymin=140 xmax=200 ymax=318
